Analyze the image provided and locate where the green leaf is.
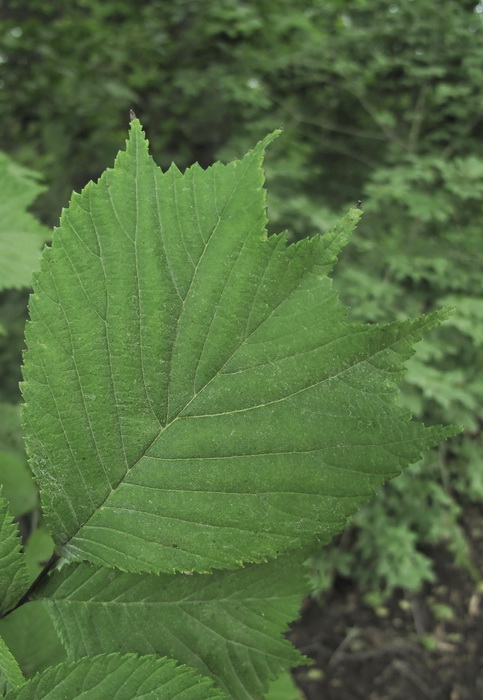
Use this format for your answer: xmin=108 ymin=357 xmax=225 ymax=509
xmin=0 ymin=152 xmax=49 ymax=291
xmin=37 ymin=553 xmax=308 ymax=700
xmin=0 ymin=633 xmax=24 ymax=695
xmin=0 ymin=602 xmax=66 ymax=678
xmin=23 ymin=526 xmax=55 ymax=582
xmin=0 ymin=486 xmax=29 ymax=616
xmin=3 ymin=653 xmax=224 ymax=699
xmin=22 ymin=122 xmax=456 ymax=574
xmin=0 ymin=404 xmax=25 ymax=457
xmin=0 ymin=404 xmax=37 ymax=518
xmin=0 ymin=453 xmax=37 ymax=519
xmin=265 ymin=672 xmax=302 ymax=700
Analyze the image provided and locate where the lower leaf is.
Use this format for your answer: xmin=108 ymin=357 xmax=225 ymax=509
xmin=36 ymin=553 xmax=310 ymax=700
xmin=4 ymin=653 xmax=224 ymax=699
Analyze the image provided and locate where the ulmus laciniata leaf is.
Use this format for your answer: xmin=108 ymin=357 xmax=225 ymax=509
xmin=21 ymin=121 xmax=456 ymax=574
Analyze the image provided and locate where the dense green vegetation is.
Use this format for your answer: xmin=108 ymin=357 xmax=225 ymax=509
xmin=0 ymin=0 xmax=481 ymax=626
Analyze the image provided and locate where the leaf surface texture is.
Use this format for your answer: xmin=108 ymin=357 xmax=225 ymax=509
xmin=37 ymin=553 xmax=307 ymax=700
xmin=4 ymin=653 xmax=224 ymax=699
xmin=22 ymin=122 xmax=455 ymax=573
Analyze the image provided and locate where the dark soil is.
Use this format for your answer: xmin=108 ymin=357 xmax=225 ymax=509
xmin=289 ymin=506 xmax=483 ymax=700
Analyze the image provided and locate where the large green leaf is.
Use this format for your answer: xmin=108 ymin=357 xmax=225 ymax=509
xmin=22 ymin=121 xmax=456 ymax=574
xmin=0 ymin=486 xmax=29 ymax=616
xmin=0 ymin=602 xmax=66 ymax=678
xmin=37 ymin=553 xmax=308 ymax=700
xmin=3 ymin=653 xmax=224 ymax=699
xmin=0 ymin=633 xmax=24 ymax=695
xmin=0 ymin=152 xmax=49 ymax=291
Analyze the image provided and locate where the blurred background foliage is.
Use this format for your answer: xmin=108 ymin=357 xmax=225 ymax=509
xmin=0 ymin=0 xmax=482 ymax=622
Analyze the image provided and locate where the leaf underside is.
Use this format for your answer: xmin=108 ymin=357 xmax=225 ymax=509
xmin=22 ymin=121 xmax=456 ymax=574
xmin=37 ymin=552 xmax=308 ymax=700
xmin=4 ymin=653 xmax=224 ymax=700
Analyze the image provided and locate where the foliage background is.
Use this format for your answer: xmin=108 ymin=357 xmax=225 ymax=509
xmin=0 ymin=0 xmax=482 ymax=608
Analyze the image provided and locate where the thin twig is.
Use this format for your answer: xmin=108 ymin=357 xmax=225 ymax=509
xmin=441 ymin=112 xmax=483 ymax=160
xmin=328 ymin=627 xmax=359 ymax=665
xmin=0 ymin=552 xmax=60 ymax=620
xmin=407 ymin=84 xmax=429 ymax=152
xmin=331 ymin=642 xmax=417 ymax=664
xmin=324 ymin=77 xmax=407 ymax=148
xmin=393 ymin=659 xmax=435 ymax=698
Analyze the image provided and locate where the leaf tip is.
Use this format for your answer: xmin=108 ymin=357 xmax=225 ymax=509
xmin=242 ymin=130 xmax=282 ymax=167
xmin=423 ymin=305 xmax=457 ymax=331
xmin=256 ymin=129 xmax=282 ymax=153
xmin=126 ymin=116 xmax=149 ymax=152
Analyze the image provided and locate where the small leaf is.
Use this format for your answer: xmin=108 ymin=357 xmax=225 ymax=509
xmin=37 ymin=553 xmax=309 ymax=700
xmin=22 ymin=122 xmax=457 ymax=574
xmin=3 ymin=653 xmax=224 ymax=699
xmin=0 ymin=486 xmax=30 ymax=616
xmin=0 ymin=633 xmax=24 ymax=694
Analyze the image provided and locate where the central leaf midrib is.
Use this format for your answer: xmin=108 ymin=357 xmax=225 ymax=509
xmin=63 ymin=151 xmax=266 ymax=547
xmin=62 ymin=278 xmax=299 ymax=546
xmin=49 ymin=596 xmax=294 ymax=606
xmin=164 ymin=145 xmax=257 ymax=422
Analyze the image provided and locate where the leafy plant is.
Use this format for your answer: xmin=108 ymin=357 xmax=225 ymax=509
xmin=0 ymin=122 xmax=456 ymax=698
